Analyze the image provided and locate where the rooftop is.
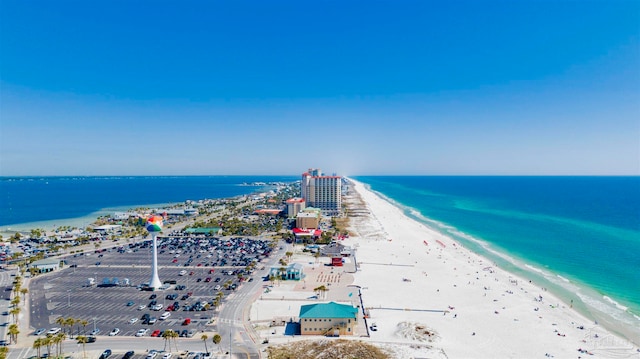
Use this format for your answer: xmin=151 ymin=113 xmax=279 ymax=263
xmin=299 ymin=302 xmax=358 ymax=319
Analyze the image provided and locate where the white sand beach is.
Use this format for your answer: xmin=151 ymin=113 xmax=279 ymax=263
xmin=342 ymin=179 xmax=639 ymax=358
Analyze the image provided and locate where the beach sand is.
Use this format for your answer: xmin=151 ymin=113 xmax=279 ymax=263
xmin=344 ymin=179 xmax=639 ymax=358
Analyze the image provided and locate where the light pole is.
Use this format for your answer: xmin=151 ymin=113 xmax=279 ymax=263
xmin=67 ymin=290 xmax=70 ymax=307
xmin=93 ymin=317 xmax=96 ymax=332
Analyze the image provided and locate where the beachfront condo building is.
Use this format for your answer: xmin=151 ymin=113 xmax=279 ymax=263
xmin=301 ymin=168 xmax=342 ymax=216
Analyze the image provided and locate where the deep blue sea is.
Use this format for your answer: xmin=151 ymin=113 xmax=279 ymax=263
xmin=0 ymin=176 xmax=297 ymax=228
xmin=354 ymin=176 xmax=640 ymax=341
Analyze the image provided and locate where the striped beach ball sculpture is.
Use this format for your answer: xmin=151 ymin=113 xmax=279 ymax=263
xmin=145 ymin=215 xmax=163 ymax=233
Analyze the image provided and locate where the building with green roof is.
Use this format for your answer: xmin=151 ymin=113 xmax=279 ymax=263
xmin=299 ymin=302 xmax=358 ymax=336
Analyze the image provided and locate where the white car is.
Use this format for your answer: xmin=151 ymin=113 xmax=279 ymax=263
xmin=109 ymin=328 xmax=120 ymax=336
xmin=138 ymin=304 xmax=147 ymax=310
xmin=128 ymin=318 xmax=138 ymax=324
xmin=146 ymin=351 xmax=158 ymax=359
xmin=162 ymin=353 xmax=173 ymax=359
xmin=151 ymin=304 xmax=164 ymax=311
xmin=135 ymin=328 xmax=149 ymax=337
xmin=179 ymin=270 xmax=187 ymax=276
xmin=47 ymin=328 xmax=61 ymax=335
xmin=159 ymin=311 xmax=171 ymax=320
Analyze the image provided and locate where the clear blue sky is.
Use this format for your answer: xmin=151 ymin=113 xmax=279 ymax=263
xmin=1 ymin=0 xmax=638 ymax=176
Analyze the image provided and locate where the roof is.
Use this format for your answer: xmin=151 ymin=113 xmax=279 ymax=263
xmin=254 ymin=209 xmax=282 ymax=215
xmin=31 ymin=258 xmax=60 ymax=266
xmin=299 ymin=302 xmax=358 ymax=319
xmin=292 ymin=228 xmax=322 ymax=236
xmin=286 ymin=198 xmax=305 ymax=203
xmin=185 ymin=228 xmax=221 ymax=234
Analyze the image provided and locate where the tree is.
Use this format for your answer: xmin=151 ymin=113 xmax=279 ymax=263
xmin=0 ymin=346 xmax=7 ymax=359
xmin=162 ymin=330 xmax=174 ymax=352
xmin=212 ymin=334 xmax=222 ymax=353
xmin=20 ymin=288 xmax=28 ymax=305
xmin=33 ymin=338 xmax=44 ymax=358
xmin=43 ymin=335 xmax=53 ymax=358
xmin=65 ymin=317 xmax=76 ymax=337
xmin=7 ymin=324 xmax=19 ymax=344
xmin=314 ymin=285 xmax=328 ymax=299
xmin=79 ymin=319 xmax=89 ymax=334
xmin=76 ymin=335 xmax=88 ymax=358
xmin=201 ymin=334 xmax=209 ymax=354
xmin=54 ymin=332 xmax=66 ymax=357
xmin=285 ymin=251 xmax=293 ymax=262
xmin=9 ymin=307 xmax=20 ymax=324
xmin=55 ymin=316 xmax=66 ymax=332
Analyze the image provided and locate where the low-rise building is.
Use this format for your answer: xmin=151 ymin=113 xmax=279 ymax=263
xmin=286 ymin=198 xmax=306 ymax=218
xmin=30 ymin=258 xmax=60 ymax=273
xmin=269 ymin=263 xmax=305 ymax=280
xmin=299 ymin=302 xmax=358 ymax=336
xmin=296 ymin=212 xmax=320 ymax=229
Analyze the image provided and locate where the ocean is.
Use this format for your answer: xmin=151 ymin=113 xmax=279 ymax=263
xmin=0 ymin=176 xmax=297 ymax=231
xmin=354 ymin=176 xmax=640 ymax=342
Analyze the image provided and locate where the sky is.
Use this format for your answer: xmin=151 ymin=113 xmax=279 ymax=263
xmin=1 ymin=0 xmax=638 ymax=176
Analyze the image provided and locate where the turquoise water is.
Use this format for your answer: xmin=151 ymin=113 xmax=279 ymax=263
xmin=354 ymin=176 xmax=640 ymax=341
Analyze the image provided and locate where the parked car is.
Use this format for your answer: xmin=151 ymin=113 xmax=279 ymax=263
xmin=146 ymin=351 xmax=158 ymax=359
xmin=34 ymin=328 xmax=46 ymax=335
xmin=109 ymin=328 xmax=120 ymax=336
xmin=182 ymin=318 xmax=191 ymax=325
xmin=160 ymin=311 xmax=171 ymax=320
xmin=135 ymin=329 xmax=148 ymax=337
xmin=151 ymin=329 xmax=161 ymax=337
xmin=99 ymin=349 xmax=112 ymax=359
xmin=162 ymin=353 xmax=173 ymax=359
xmin=126 ymin=301 xmax=135 ymax=306
xmin=90 ymin=328 xmax=100 ymax=335
xmin=47 ymin=328 xmax=61 ymax=335
xmin=129 ymin=318 xmax=138 ymax=324
xmin=138 ymin=304 xmax=147 ymax=310
xmin=123 ymin=351 xmax=135 ymax=359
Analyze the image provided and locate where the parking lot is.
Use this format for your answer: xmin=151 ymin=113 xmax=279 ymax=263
xmin=28 ymin=235 xmax=273 ymax=340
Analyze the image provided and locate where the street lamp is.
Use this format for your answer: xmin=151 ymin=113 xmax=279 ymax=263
xmin=67 ymin=290 xmax=70 ymax=307
xmin=93 ymin=317 xmax=97 ymax=332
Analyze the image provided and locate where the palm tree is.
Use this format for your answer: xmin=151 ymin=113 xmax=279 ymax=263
xmin=201 ymin=334 xmax=209 ymax=354
xmin=212 ymin=334 xmax=222 ymax=353
xmin=65 ymin=317 xmax=76 ymax=337
xmin=80 ymin=319 xmax=89 ymax=334
xmin=162 ymin=330 xmax=173 ymax=352
xmin=54 ymin=332 xmax=66 ymax=357
xmin=55 ymin=316 xmax=66 ymax=332
xmin=76 ymin=335 xmax=88 ymax=358
xmin=43 ymin=335 xmax=53 ymax=358
xmin=19 ymin=288 xmax=28 ymax=305
xmin=10 ymin=296 xmax=20 ymax=308
xmin=0 ymin=347 xmax=8 ymax=359
xmin=33 ymin=338 xmax=44 ymax=358
xmin=7 ymin=323 xmax=19 ymax=344
xmin=170 ymin=329 xmax=180 ymax=352
xmin=285 ymin=251 xmax=293 ymax=262
xmin=9 ymin=307 xmax=20 ymax=324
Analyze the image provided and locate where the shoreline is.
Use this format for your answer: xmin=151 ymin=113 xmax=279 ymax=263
xmin=356 ymin=179 xmax=640 ymax=344
xmin=0 ymin=202 xmax=181 ymax=236
xmin=347 ymin=179 xmax=639 ymax=357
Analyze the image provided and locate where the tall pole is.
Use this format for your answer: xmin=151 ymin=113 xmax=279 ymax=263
xmin=149 ymin=233 xmax=162 ymax=289
xmin=229 ymin=331 xmax=232 ymax=359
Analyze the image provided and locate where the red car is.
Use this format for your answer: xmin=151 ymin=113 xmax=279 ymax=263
xmin=151 ymin=330 xmax=161 ymax=337
xmin=189 ymin=271 xmax=195 ymax=275
xmin=204 ymin=277 xmax=212 ymax=282
xmin=166 ymin=305 xmax=174 ymax=311
xmin=182 ymin=318 xmax=191 ymax=325
xmin=172 ymin=259 xmax=178 ymax=263
xmin=209 ymin=269 xmax=215 ymax=274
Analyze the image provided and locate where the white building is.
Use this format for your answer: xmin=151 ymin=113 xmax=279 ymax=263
xmin=301 ymin=169 xmax=342 ymax=216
